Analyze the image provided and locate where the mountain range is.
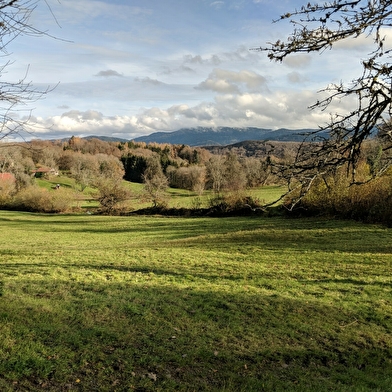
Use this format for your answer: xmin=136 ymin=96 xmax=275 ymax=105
xmin=132 ymin=127 xmax=324 ymax=147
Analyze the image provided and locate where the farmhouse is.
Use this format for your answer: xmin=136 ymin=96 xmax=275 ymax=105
xmin=31 ymin=167 xmax=59 ymax=178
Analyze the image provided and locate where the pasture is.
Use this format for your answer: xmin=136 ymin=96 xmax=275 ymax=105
xmin=0 ymin=211 xmax=391 ymax=391
xmin=36 ymin=177 xmax=285 ymax=211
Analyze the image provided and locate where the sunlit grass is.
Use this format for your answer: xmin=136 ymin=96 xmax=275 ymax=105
xmin=37 ymin=177 xmax=286 ymax=211
xmin=0 ymin=212 xmax=391 ymax=391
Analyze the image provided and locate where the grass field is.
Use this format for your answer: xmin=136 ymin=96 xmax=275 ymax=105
xmin=36 ymin=177 xmax=285 ymax=211
xmin=0 ymin=211 xmax=391 ymax=391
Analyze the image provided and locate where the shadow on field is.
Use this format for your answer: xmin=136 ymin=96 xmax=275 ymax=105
xmin=25 ymin=221 xmax=391 ymax=256
xmin=3 ymin=260 xmax=391 ymax=290
xmin=2 ymin=212 xmax=392 ymax=255
xmin=0 ymin=277 xmax=391 ymax=391
xmin=304 ymin=277 xmax=392 ymax=288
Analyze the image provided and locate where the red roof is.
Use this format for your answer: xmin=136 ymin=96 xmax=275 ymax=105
xmin=0 ymin=173 xmax=15 ymax=181
xmin=32 ymin=167 xmax=52 ymax=173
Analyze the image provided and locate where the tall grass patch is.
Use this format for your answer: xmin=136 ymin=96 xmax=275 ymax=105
xmin=0 ymin=212 xmax=391 ymax=391
xmin=287 ymin=165 xmax=392 ymax=224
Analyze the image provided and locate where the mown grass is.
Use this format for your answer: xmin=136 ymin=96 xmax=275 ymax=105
xmin=0 ymin=212 xmax=391 ymax=391
xmin=37 ymin=176 xmax=285 ymax=211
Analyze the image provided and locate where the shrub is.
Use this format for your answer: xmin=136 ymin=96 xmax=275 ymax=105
xmin=143 ymin=156 xmax=169 ymax=208
xmin=285 ymin=165 xmax=392 ymax=224
xmin=349 ymin=177 xmax=392 ymax=223
xmin=208 ymin=191 xmax=264 ymax=214
xmin=11 ymin=186 xmax=74 ymax=213
xmin=94 ymin=179 xmax=132 ymax=214
xmin=0 ymin=177 xmax=16 ymax=206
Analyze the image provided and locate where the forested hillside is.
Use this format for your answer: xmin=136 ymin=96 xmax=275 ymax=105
xmin=0 ymin=136 xmax=288 ymax=190
xmin=133 ymin=126 xmax=323 ymax=146
xmin=0 ymin=135 xmax=391 ymax=223
xmin=0 ymin=136 xmax=284 ymax=213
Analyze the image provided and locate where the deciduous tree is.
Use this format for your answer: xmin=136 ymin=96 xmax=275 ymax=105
xmin=94 ymin=178 xmax=131 ymax=214
xmin=258 ymin=0 xmax=392 ymax=205
xmin=0 ymin=1 xmax=53 ymax=141
xmin=143 ymin=156 xmax=169 ymax=208
xmin=206 ymin=155 xmax=226 ymax=194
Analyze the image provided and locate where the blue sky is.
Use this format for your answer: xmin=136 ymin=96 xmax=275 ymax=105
xmin=5 ymin=0 xmax=375 ymax=140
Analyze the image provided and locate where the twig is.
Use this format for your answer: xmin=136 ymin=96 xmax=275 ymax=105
xmin=339 ymin=318 xmax=358 ymax=328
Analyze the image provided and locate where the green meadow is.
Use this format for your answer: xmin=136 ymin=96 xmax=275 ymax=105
xmin=36 ymin=177 xmax=284 ymax=211
xmin=0 ymin=211 xmax=391 ymax=391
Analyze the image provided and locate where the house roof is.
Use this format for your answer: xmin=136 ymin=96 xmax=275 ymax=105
xmin=32 ymin=167 xmax=52 ymax=173
xmin=0 ymin=172 xmax=15 ymax=181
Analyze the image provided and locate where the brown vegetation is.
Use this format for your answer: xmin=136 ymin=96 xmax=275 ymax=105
xmin=284 ymin=140 xmax=392 ymax=225
xmin=0 ymin=135 xmax=391 ymax=223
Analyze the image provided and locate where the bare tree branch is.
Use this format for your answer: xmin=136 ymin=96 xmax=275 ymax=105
xmin=255 ymin=1 xmax=392 ymax=206
xmin=0 ymin=1 xmax=56 ymax=142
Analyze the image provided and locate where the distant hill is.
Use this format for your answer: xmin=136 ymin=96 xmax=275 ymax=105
xmin=204 ymin=140 xmax=302 ymax=160
xmin=83 ymin=135 xmax=128 ymax=143
xmin=133 ymin=127 xmax=324 ymax=146
xmin=55 ymin=135 xmax=128 ymax=143
xmin=52 ymin=127 xmax=327 ymax=147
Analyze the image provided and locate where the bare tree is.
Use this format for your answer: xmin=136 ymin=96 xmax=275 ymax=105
xmin=0 ymin=0 xmax=53 ymax=141
xmin=94 ymin=178 xmax=131 ymax=214
xmin=143 ymin=156 xmax=169 ymax=208
xmin=206 ymin=155 xmax=226 ymax=195
xmin=257 ymin=1 xmax=392 ymax=206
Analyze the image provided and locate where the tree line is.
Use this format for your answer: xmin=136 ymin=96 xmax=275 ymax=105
xmin=1 ymin=0 xmax=392 ymax=222
xmin=0 ymin=136 xmax=280 ymax=213
xmin=1 ymin=131 xmax=392 ymax=222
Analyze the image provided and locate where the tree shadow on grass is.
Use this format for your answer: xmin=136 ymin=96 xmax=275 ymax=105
xmin=3 ymin=260 xmax=391 ymax=291
xmin=1 ymin=212 xmax=392 ymax=254
xmin=0 ymin=278 xmax=391 ymax=391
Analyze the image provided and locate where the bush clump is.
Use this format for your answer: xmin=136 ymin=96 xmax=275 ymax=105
xmin=11 ymin=186 xmax=75 ymax=213
xmin=94 ymin=179 xmax=131 ymax=214
xmin=208 ymin=192 xmax=265 ymax=215
xmin=0 ymin=178 xmax=16 ymax=207
xmin=285 ymin=165 xmax=392 ymax=224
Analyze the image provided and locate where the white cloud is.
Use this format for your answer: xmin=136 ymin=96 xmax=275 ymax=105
xmin=7 ymin=0 xmax=373 ymax=142
xmin=44 ymin=1 xmax=153 ymax=25
xmin=283 ymin=55 xmax=312 ymax=69
xmin=95 ymin=70 xmax=124 ymax=78
xmin=61 ymin=110 xmax=104 ymax=121
xmin=134 ymin=77 xmax=164 ymax=86
xmin=198 ymin=78 xmax=240 ymax=94
xmin=26 ymin=82 xmax=351 ymax=141
xmin=197 ymin=69 xmax=267 ymax=93
xmin=210 ymin=1 xmax=225 ymax=9
xmin=287 ymin=71 xmax=307 ymax=84
xmin=333 ymin=33 xmax=375 ymax=52
xmin=183 ymin=54 xmax=222 ymax=66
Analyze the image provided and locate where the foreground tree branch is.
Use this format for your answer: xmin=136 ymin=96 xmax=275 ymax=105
xmin=0 ymin=0 xmax=54 ymax=142
xmin=257 ymin=1 xmax=392 ymax=207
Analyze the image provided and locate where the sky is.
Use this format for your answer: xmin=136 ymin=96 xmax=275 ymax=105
xmin=3 ymin=0 xmax=378 ymax=141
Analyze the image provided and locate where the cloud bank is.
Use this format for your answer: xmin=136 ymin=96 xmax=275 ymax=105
xmin=5 ymin=0 xmax=372 ymax=141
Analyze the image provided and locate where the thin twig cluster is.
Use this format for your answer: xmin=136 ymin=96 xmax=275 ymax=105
xmin=257 ymin=1 xmax=392 ymax=207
